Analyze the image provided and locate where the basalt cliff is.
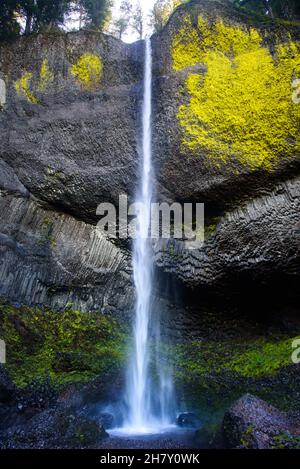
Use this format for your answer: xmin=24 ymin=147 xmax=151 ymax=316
xmin=0 ymin=0 xmax=300 ymax=449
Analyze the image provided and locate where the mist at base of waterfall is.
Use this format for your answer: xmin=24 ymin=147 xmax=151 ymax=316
xmin=109 ymin=424 xmax=178 ymax=437
xmin=105 ymin=427 xmax=199 ymax=449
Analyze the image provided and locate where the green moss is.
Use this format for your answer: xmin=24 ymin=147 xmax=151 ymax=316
xmin=0 ymin=300 xmax=127 ymax=389
xmin=204 ymin=216 xmax=222 ymax=238
xmin=170 ymin=335 xmax=299 ymax=380
xmin=241 ymin=425 xmax=254 ymax=448
xmin=71 ymin=53 xmax=103 ymax=90
xmin=271 ymin=433 xmax=300 ymax=449
xmin=229 ymin=338 xmax=295 ymax=377
xmin=172 ymin=15 xmax=300 ymax=171
xmin=160 ymin=332 xmax=300 ymax=416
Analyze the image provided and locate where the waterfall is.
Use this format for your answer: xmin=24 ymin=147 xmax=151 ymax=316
xmin=108 ymin=37 xmax=175 ymax=437
xmin=120 ymin=37 xmax=174 ymax=434
xmin=126 ymin=37 xmax=154 ymax=432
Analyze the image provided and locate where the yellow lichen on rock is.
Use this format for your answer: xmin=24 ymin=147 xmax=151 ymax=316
xmin=14 ymin=59 xmax=54 ymax=102
xmin=172 ymin=15 xmax=300 ymax=170
xmin=172 ymin=16 xmax=203 ymax=71
xmin=71 ymin=53 xmax=103 ymax=90
xmin=14 ymin=72 xmax=38 ymax=104
xmin=198 ymin=16 xmax=262 ymax=59
xmin=38 ymin=59 xmax=54 ymax=92
xmin=172 ymin=16 xmax=261 ymax=71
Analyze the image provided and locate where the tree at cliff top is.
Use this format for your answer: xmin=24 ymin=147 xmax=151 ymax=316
xmin=131 ymin=1 xmax=143 ymax=40
xmin=17 ymin=0 xmax=72 ymax=34
xmin=234 ymin=0 xmax=300 ymax=20
xmin=77 ymin=0 xmax=112 ymax=30
xmin=0 ymin=0 xmax=112 ymax=38
xmin=149 ymin=0 xmax=184 ymax=33
xmin=109 ymin=0 xmax=144 ymax=40
xmin=121 ymin=0 xmax=144 ymax=39
xmin=107 ymin=0 xmax=186 ymax=40
xmin=0 ymin=1 xmax=20 ymax=40
xmin=108 ymin=0 xmax=132 ymax=40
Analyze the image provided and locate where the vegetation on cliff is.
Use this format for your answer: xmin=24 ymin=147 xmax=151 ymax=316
xmin=14 ymin=71 xmax=39 ymax=104
xmin=234 ymin=0 xmax=300 ymax=21
xmin=166 ymin=332 xmax=300 ymax=415
xmin=71 ymin=53 xmax=103 ymax=90
xmin=172 ymin=15 xmax=300 ymax=170
xmin=14 ymin=52 xmax=103 ymax=101
xmin=0 ymin=300 xmax=127 ymax=389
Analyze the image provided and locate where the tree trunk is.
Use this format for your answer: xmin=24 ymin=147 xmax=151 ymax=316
xmin=263 ymin=0 xmax=274 ymax=18
xmin=79 ymin=4 xmax=84 ymax=29
xmin=24 ymin=15 xmax=32 ymax=35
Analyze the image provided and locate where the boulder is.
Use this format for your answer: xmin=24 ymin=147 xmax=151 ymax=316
xmin=0 ymin=406 xmax=108 ymax=449
xmin=177 ymin=412 xmax=200 ymax=428
xmin=0 ymin=365 xmax=15 ymax=403
xmin=194 ymin=423 xmax=223 ymax=449
xmin=94 ymin=412 xmax=115 ymax=430
xmin=222 ymin=394 xmax=300 ymax=449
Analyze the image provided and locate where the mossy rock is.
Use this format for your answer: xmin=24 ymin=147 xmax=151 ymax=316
xmin=0 ymin=300 xmax=127 ymax=390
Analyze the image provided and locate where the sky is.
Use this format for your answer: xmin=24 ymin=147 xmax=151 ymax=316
xmin=66 ymin=0 xmax=157 ymax=43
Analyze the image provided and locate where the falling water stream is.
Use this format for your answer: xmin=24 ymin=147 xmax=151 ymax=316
xmin=126 ymin=36 xmax=154 ymax=432
xmin=111 ymin=38 xmax=175 ymax=436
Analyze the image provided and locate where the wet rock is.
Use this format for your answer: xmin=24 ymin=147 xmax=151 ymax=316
xmin=97 ymin=412 xmax=115 ymax=430
xmin=56 ymin=372 xmax=124 ymax=413
xmin=0 ymin=194 xmax=133 ymax=316
xmin=16 ymin=377 xmax=58 ymax=413
xmin=177 ymin=412 xmax=200 ymax=428
xmin=57 ymin=384 xmax=83 ymax=409
xmin=0 ymin=0 xmax=299 ymax=313
xmin=194 ymin=423 xmax=223 ymax=449
xmin=0 ymin=365 xmax=15 ymax=403
xmin=96 ymin=412 xmax=115 ymax=430
xmin=80 ymin=371 xmax=125 ymax=404
xmin=0 ymin=407 xmax=108 ymax=449
xmin=222 ymin=394 xmax=300 ymax=449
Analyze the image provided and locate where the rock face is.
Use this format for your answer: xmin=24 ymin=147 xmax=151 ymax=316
xmin=0 ymin=32 xmax=144 ymax=222
xmin=0 ymin=0 xmax=299 ymax=313
xmin=0 ymin=364 xmax=15 ymax=403
xmin=152 ymin=0 xmax=300 ymax=206
xmin=0 ymin=31 xmax=141 ymax=314
xmin=0 ymin=406 xmax=108 ymax=449
xmin=223 ymin=394 xmax=300 ymax=449
xmin=154 ymin=177 xmax=300 ymax=288
xmin=0 ymin=192 xmax=133 ymax=314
